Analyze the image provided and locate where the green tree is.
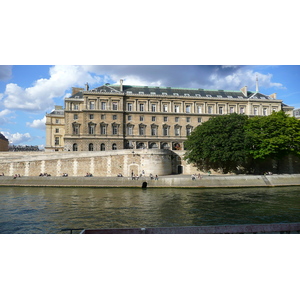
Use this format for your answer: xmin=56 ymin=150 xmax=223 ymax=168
xmin=184 ymin=113 xmax=250 ymax=173
xmin=245 ymin=111 xmax=300 ymax=162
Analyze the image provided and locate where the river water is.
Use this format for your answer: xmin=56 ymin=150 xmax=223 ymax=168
xmin=0 ymin=186 xmax=300 ymax=233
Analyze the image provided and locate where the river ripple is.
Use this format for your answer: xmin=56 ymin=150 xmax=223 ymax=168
xmin=0 ymin=186 xmax=300 ymax=233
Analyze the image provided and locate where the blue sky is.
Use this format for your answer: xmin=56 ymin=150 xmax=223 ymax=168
xmin=0 ymin=65 xmax=300 ymax=148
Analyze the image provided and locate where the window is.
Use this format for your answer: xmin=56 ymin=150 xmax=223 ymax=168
xmin=263 ymin=108 xmax=267 ymax=116
xmin=175 ymin=127 xmax=180 ymax=136
xmin=140 ymin=116 xmax=144 ymax=121
xmin=89 ymin=124 xmax=95 ymax=134
xmin=186 ymin=127 xmax=192 ymax=136
xmin=150 ymin=92 xmax=156 ymax=95
xmin=73 ymin=104 xmax=79 ymax=110
xmin=227 ymin=96 xmax=233 ymax=98
xmin=74 ymin=114 xmax=78 ymax=120
xmin=112 ymin=125 xmax=118 ymax=135
xmin=152 ymin=116 xmax=156 ymax=122
xmin=219 ymin=107 xmax=223 ymax=114
xmin=139 ymin=126 xmax=145 ymax=136
xmin=186 ymin=117 xmax=190 ymax=122
xmin=229 ymin=107 xmax=234 ymax=114
xmin=139 ymin=91 xmax=144 ymax=95
xmin=162 ymin=92 xmax=167 ymax=96
xmin=112 ymin=102 xmax=118 ymax=110
xmin=113 ymin=115 xmax=117 ymax=120
xmin=101 ymin=102 xmax=106 ymax=110
xmin=55 ymin=119 xmax=60 ymax=124
xmin=163 ymin=126 xmax=169 ymax=136
xmin=254 ymin=107 xmax=258 ymax=115
xmin=139 ymin=103 xmax=145 ymax=111
xmin=240 ymin=107 xmax=245 ymax=114
xmin=89 ymin=143 xmax=94 ymax=151
xmin=151 ymin=104 xmax=156 ymax=112
xmin=163 ymin=104 xmax=168 ymax=112
xmin=73 ymin=143 xmax=78 ymax=151
xmin=101 ymin=143 xmax=105 ymax=151
xmin=197 ymin=106 xmax=202 ymax=113
xmin=55 ymin=137 xmax=60 ymax=145
xmin=186 ymin=105 xmax=191 ymax=113
xmin=206 ymin=95 xmax=212 ymax=97
xmin=174 ymin=105 xmax=180 ymax=113
xmin=198 ymin=117 xmax=202 ymax=123
xmin=128 ymin=126 xmax=133 ymax=135
xmin=89 ymin=101 xmax=95 ymax=109
xmin=184 ymin=94 xmax=190 ymax=96
xmin=164 ymin=116 xmax=168 ymax=122
xmin=101 ymin=114 xmax=106 ymax=120
xmin=151 ymin=126 xmax=157 ymax=136
xmin=195 ymin=94 xmax=201 ymax=97
xmin=100 ymin=124 xmax=107 ymax=135
xmin=173 ymin=93 xmax=179 ymax=96
xmin=73 ymin=124 xmax=80 ymax=135
xmin=89 ymin=114 xmax=94 ymax=120
xmin=127 ymin=91 xmax=132 ymax=94
xmin=175 ymin=117 xmax=179 ymax=122
xmin=112 ymin=143 xmax=117 ymax=150
xmin=55 ymin=128 xmax=59 ymax=133
xmin=128 ymin=115 xmax=132 ymax=121
xmin=208 ymin=106 xmax=212 ymax=114
xmin=217 ymin=95 xmax=223 ymax=98
xmin=127 ymin=103 xmax=133 ymax=111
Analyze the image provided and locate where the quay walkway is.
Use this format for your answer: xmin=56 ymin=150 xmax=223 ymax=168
xmin=0 ymin=174 xmax=300 ymax=188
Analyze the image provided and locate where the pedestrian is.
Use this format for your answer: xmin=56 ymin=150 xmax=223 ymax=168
xmin=155 ymin=175 xmax=158 ymax=180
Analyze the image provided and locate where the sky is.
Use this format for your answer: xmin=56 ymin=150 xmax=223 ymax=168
xmin=0 ymin=65 xmax=300 ymax=148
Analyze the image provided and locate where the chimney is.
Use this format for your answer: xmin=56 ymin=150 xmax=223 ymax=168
xmin=240 ymin=86 xmax=248 ymax=97
xmin=120 ymin=79 xmax=123 ymax=92
xmin=85 ymin=82 xmax=89 ymax=91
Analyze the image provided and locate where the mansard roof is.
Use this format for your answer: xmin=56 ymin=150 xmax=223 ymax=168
xmin=91 ymin=84 xmax=273 ymax=100
xmin=0 ymin=133 xmax=8 ymax=141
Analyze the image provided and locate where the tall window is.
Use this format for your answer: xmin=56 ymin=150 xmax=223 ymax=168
xmin=139 ymin=126 xmax=145 ymax=136
xmin=186 ymin=126 xmax=192 ymax=136
xmin=152 ymin=116 xmax=156 ymax=122
xmin=175 ymin=126 xmax=180 ymax=136
xmin=254 ymin=107 xmax=258 ymax=115
xmin=219 ymin=107 xmax=223 ymax=114
xmin=163 ymin=104 xmax=168 ymax=112
xmin=89 ymin=101 xmax=95 ymax=109
xmin=186 ymin=105 xmax=191 ymax=113
xmin=208 ymin=106 xmax=212 ymax=114
xmin=263 ymin=108 xmax=267 ymax=116
xmin=140 ymin=103 xmax=145 ymax=111
xmin=73 ymin=114 xmax=78 ymax=120
xmin=240 ymin=107 xmax=245 ymax=114
xmin=73 ymin=143 xmax=78 ymax=151
xmin=101 ymin=102 xmax=106 ymax=110
xmin=128 ymin=126 xmax=133 ymax=135
xmin=151 ymin=104 xmax=156 ymax=112
xmin=127 ymin=103 xmax=132 ymax=111
xmin=101 ymin=143 xmax=105 ymax=151
xmin=73 ymin=104 xmax=79 ymax=110
xmin=113 ymin=102 xmax=118 ymax=110
xmin=163 ymin=126 xmax=169 ymax=136
xmin=230 ymin=107 xmax=234 ymax=113
xmin=197 ymin=105 xmax=202 ymax=113
xmin=73 ymin=124 xmax=80 ymax=135
xmin=112 ymin=143 xmax=117 ymax=150
xmin=55 ymin=137 xmax=60 ymax=145
xmin=89 ymin=114 xmax=94 ymax=120
xmin=88 ymin=124 xmax=95 ymax=134
xmin=112 ymin=125 xmax=118 ymax=135
xmin=175 ymin=117 xmax=179 ymax=122
xmin=100 ymin=124 xmax=107 ymax=135
xmin=151 ymin=126 xmax=157 ymax=136
xmin=89 ymin=143 xmax=94 ymax=151
xmin=174 ymin=105 xmax=179 ymax=113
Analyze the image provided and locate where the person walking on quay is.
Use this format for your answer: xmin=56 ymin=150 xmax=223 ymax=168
xmin=155 ymin=175 xmax=158 ymax=180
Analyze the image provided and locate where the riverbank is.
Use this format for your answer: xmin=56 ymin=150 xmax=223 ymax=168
xmin=0 ymin=174 xmax=300 ymax=188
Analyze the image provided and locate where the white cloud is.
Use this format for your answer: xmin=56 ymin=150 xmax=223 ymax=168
xmin=26 ymin=116 xmax=46 ymax=130
xmin=2 ymin=132 xmax=32 ymax=145
xmin=0 ymin=109 xmax=12 ymax=125
xmin=1 ymin=65 xmax=102 ymax=113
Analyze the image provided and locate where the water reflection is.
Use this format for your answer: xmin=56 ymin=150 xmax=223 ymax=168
xmin=0 ymin=186 xmax=300 ymax=233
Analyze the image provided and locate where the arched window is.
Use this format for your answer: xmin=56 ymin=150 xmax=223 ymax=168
xmin=101 ymin=143 xmax=105 ymax=151
xmin=112 ymin=143 xmax=117 ymax=150
xmin=73 ymin=143 xmax=78 ymax=151
xmin=89 ymin=143 xmax=94 ymax=151
xmin=149 ymin=142 xmax=158 ymax=149
xmin=161 ymin=142 xmax=169 ymax=149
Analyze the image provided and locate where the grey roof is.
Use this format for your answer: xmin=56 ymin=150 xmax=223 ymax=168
xmin=90 ymin=84 xmax=272 ymax=100
xmin=0 ymin=133 xmax=8 ymax=141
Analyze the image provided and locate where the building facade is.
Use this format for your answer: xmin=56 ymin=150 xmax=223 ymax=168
xmin=0 ymin=133 xmax=9 ymax=151
xmin=45 ymin=105 xmax=65 ymax=151
xmin=45 ymin=81 xmax=294 ymax=152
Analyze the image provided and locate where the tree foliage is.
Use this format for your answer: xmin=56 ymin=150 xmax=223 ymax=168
xmin=245 ymin=110 xmax=300 ymax=160
xmin=184 ymin=113 xmax=250 ymax=173
xmin=184 ymin=111 xmax=300 ymax=174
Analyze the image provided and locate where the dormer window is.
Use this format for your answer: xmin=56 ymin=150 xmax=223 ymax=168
xmin=150 ymin=92 xmax=156 ymax=95
xmin=139 ymin=92 xmax=144 ymax=95
xmin=173 ymin=93 xmax=179 ymax=96
xmin=195 ymin=94 xmax=201 ymax=97
xmin=217 ymin=95 xmax=223 ymax=98
xmin=184 ymin=94 xmax=190 ymax=96
xmin=227 ymin=96 xmax=233 ymax=98
xmin=206 ymin=95 xmax=212 ymax=97
xmin=162 ymin=92 xmax=167 ymax=95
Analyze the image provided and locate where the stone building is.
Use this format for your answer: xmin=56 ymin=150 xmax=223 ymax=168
xmin=45 ymin=80 xmax=294 ymax=152
xmin=45 ymin=105 xmax=65 ymax=151
xmin=0 ymin=133 xmax=9 ymax=151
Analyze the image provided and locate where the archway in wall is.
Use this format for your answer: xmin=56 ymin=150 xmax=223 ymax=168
xmin=73 ymin=143 xmax=78 ymax=151
xmin=101 ymin=143 xmax=105 ymax=151
xmin=177 ymin=165 xmax=183 ymax=174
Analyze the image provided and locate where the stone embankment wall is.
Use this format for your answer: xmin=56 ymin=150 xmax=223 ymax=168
xmin=0 ymin=174 xmax=300 ymax=188
xmin=0 ymin=149 xmax=198 ymax=177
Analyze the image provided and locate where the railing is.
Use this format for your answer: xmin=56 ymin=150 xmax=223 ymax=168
xmin=74 ymin=223 xmax=300 ymax=234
